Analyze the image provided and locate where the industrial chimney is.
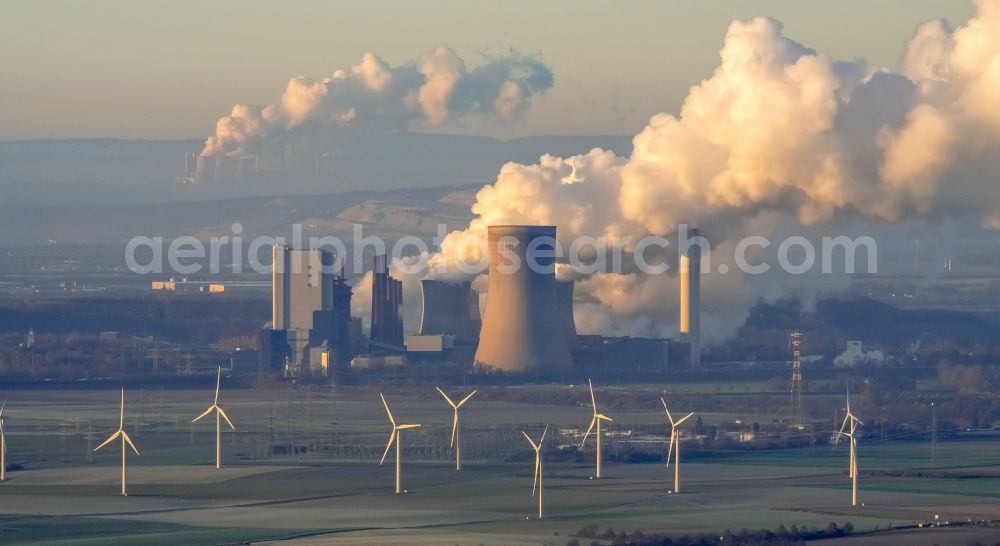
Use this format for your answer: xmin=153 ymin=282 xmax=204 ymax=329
xmin=679 ymin=229 xmax=702 ymax=367
xmin=475 ymin=225 xmax=573 ymax=372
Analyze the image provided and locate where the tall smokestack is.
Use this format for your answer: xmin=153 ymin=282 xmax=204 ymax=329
xmin=272 ymin=244 xmax=289 ymax=329
xmin=680 ymin=229 xmax=701 ymax=367
xmin=475 ymin=225 xmax=572 ymax=372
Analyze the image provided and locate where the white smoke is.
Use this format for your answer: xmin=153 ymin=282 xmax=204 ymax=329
xmin=200 ymin=45 xmax=553 ymax=157
xmin=403 ymin=1 xmax=1000 ymax=345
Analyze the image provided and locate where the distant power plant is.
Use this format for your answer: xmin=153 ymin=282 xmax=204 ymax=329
xmin=679 ymin=229 xmax=702 ymax=367
xmin=190 ymin=152 xmax=262 ymax=184
xmin=266 ymin=245 xmax=352 ymax=378
xmin=370 ymin=255 xmax=404 ymax=349
xmin=475 ymin=225 xmax=575 ymax=372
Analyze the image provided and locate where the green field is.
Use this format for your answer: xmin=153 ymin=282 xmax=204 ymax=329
xmin=0 ymin=387 xmax=997 ymax=545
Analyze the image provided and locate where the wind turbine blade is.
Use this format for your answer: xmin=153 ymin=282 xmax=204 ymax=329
xmin=855 ymin=418 xmax=864 ymax=426
xmin=215 ymin=366 xmax=221 ymax=404
xmin=0 ymin=400 xmax=5 ymax=417
xmin=379 ymin=393 xmax=395 ymax=427
xmin=581 ymin=416 xmax=596 ymax=447
xmin=597 ymin=413 xmax=613 ymax=422
xmin=661 ymin=397 xmax=674 ymax=425
xmin=522 ymin=431 xmax=539 ymax=451
xmin=588 ymin=379 xmax=597 ymax=414
xmin=94 ymin=430 xmax=121 ymax=452
xmin=450 ymin=411 xmax=458 ymax=448
xmin=532 ymin=453 xmax=539 ymax=496
xmin=122 ymin=431 xmax=140 ymax=455
xmin=540 ymin=425 xmax=548 ymax=445
xmin=192 ymin=406 xmax=214 ymax=423
xmin=380 ymin=430 xmax=396 ymax=465
xmin=435 ymin=387 xmax=456 ymax=408
xmin=838 ymin=413 xmax=850 ymax=436
xmin=666 ymin=430 xmax=676 ymax=466
xmin=457 ymin=390 xmax=477 ymax=408
xmin=397 ymin=423 xmax=421 ymax=429
xmin=218 ymin=407 xmax=236 ymax=430
xmin=675 ymin=412 xmax=695 ymax=426
xmin=846 ymin=385 xmax=851 ymax=413
xmin=119 ymin=388 xmax=125 ymax=429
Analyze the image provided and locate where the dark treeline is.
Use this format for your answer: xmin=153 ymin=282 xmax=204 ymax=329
xmin=567 ymin=522 xmax=853 ymax=546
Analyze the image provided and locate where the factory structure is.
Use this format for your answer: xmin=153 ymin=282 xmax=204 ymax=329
xmin=261 ymin=245 xmax=353 ymax=378
xmin=261 ymin=224 xmax=704 ymax=380
xmin=370 ymin=255 xmax=404 ymax=349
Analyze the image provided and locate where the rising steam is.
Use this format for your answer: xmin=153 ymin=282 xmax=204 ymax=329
xmin=200 ymin=45 xmax=553 ymax=157
xmin=398 ymin=1 xmax=1000 ymax=345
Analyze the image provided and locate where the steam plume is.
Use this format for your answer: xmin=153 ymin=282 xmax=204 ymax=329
xmin=411 ymin=1 xmax=1000 ymax=344
xmin=200 ymin=45 xmax=553 ymax=157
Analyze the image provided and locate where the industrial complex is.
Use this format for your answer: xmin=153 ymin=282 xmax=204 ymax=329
xmin=256 ymin=224 xmax=702 ymax=380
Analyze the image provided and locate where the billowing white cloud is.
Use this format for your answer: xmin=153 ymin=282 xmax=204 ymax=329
xmin=200 ymin=45 xmax=553 ymax=157
xmin=404 ymin=2 xmax=1000 ymax=345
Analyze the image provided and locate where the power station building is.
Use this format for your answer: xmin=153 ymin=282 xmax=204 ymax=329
xmin=264 ymin=245 xmax=352 ymax=378
xmin=679 ymin=229 xmax=702 ymax=367
xmin=370 ymin=255 xmax=404 ymax=349
xmin=474 ymin=225 xmax=575 ymax=372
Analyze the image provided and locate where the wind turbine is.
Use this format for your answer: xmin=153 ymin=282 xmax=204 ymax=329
xmin=0 ymin=401 xmax=7 ymax=482
xmin=522 ymin=425 xmax=548 ymax=519
xmin=661 ymin=397 xmax=695 ymax=493
xmin=379 ymin=393 xmax=421 ymax=494
xmin=192 ymin=366 xmax=236 ymax=469
xmin=836 ymin=388 xmax=863 ymax=506
xmin=93 ymin=388 xmax=139 ymax=496
xmin=580 ymin=379 xmax=613 ymax=478
xmin=436 ymin=387 xmax=477 ymax=471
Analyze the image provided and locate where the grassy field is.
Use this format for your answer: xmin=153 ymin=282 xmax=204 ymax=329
xmin=0 ymin=387 xmax=997 ymax=545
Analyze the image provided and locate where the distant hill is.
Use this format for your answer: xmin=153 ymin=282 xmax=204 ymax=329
xmin=0 ymin=133 xmax=634 ymax=208
xmin=0 ymin=184 xmax=480 ymax=246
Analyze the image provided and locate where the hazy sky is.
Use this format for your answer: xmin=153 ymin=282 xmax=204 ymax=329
xmin=0 ymin=0 xmax=975 ymax=141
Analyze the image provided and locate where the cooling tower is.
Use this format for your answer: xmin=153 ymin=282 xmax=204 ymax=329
xmin=194 ymin=155 xmax=215 ymax=184
xmin=475 ymin=225 xmax=573 ymax=372
xmin=556 ymin=279 xmax=577 ymax=349
xmin=418 ymin=279 xmax=481 ymax=341
xmin=213 ymin=155 xmax=235 ymax=183
xmin=680 ymin=230 xmax=701 ymax=367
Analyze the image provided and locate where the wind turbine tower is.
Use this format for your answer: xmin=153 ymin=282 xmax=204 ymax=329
xmin=581 ymin=379 xmax=613 ymax=479
xmin=522 ymin=426 xmax=548 ymax=519
xmin=837 ymin=388 xmax=863 ymax=506
xmin=93 ymin=388 xmax=140 ymax=496
xmin=379 ymin=393 xmax=421 ymax=493
xmin=0 ymin=401 xmax=7 ymax=481
xmin=192 ymin=366 xmax=236 ymax=469
xmin=436 ymin=387 xmax=477 ymax=471
xmin=661 ymin=397 xmax=695 ymax=493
